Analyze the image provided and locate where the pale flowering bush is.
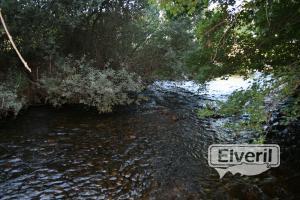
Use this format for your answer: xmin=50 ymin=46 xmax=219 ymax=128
xmin=40 ymin=56 xmax=143 ymax=113
xmin=0 ymin=84 xmax=26 ymax=117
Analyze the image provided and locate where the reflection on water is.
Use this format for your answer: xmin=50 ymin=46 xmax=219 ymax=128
xmin=0 ymin=79 xmax=299 ymax=199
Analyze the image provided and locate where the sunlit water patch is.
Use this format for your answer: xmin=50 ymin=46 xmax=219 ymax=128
xmin=153 ymin=72 xmax=271 ymax=101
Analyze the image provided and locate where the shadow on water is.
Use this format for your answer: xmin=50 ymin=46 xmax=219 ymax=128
xmin=0 ymin=80 xmax=299 ymax=199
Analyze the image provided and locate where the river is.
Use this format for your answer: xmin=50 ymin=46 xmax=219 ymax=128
xmin=0 ymin=77 xmax=299 ymax=199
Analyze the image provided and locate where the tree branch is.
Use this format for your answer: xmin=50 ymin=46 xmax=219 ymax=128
xmin=204 ymin=20 xmax=226 ymax=36
xmin=0 ymin=8 xmax=32 ymax=72
xmin=212 ymin=23 xmax=234 ymax=62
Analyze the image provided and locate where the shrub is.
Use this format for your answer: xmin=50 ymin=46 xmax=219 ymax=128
xmin=197 ymin=69 xmax=300 ymax=143
xmin=40 ymin=56 xmax=143 ymax=113
xmin=197 ymin=101 xmax=218 ymax=118
xmin=0 ymin=84 xmax=26 ymax=117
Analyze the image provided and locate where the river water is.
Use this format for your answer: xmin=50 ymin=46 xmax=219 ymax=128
xmin=0 ymin=77 xmax=299 ymax=199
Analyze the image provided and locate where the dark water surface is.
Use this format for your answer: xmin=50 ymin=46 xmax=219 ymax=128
xmin=0 ymin=82 xmax=299 ymax=199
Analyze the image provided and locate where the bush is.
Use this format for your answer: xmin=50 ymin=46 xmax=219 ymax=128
xmin=197 ymin=107 xmax=216 ymax=118
xmin=40 ymin=56 xmax=143 ymax=113
xmin=197 ymin=69 xmax=300 ymax=143
xmin=197 ymin=101 xmax=218 ymax=118
xmin=0 ymin=84 xmax=26 ymax=117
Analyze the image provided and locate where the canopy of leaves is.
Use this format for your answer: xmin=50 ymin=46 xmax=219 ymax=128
xmin=155 ymin=0 xmax=300 ymax=81
xmin=0 ymin=0 xmax=195 ymax=80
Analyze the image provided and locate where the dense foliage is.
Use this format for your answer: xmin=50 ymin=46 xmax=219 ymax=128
xmin=156 ymin=0 xmax=300 ymax=80
xmin=0 ymin=0 xmax=194 ymax=116
xmin=0 ymin=0 xmax=194 ymax=79
xmin=40 ymin=56 xmax=143 ymax=113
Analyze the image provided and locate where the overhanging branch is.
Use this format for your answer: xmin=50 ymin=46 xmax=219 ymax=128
xmin=0 ymin=8 xmax=32 ymax=73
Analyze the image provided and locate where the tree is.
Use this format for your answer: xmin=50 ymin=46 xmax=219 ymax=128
xmin=155 ymin=0 xmax=300 ymax=81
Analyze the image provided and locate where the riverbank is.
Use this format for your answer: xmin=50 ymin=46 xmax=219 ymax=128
xmin=0 ymin=64 xmax=144 ymax=119
xmin=2 ymin=74 xmax=298 ymax=142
